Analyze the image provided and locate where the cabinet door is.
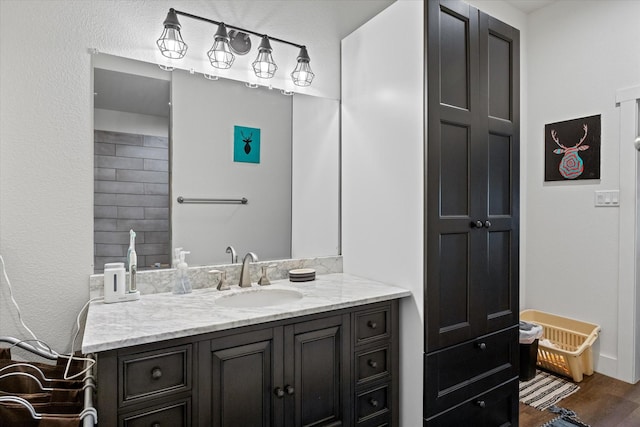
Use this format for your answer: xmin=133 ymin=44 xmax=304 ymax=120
xmin=200 ymin=327 xmax=282 ymax=427
xmin=284 ymin=315 xmax=350 ymax=427
xmin=426 ymin=0 xmax=519 ymax=351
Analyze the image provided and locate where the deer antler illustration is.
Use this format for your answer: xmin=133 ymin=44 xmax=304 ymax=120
xmin=551 ymin=124 xmax=590 ymax=179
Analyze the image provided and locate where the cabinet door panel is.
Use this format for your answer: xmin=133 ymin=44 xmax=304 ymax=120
xmin=438 ymin=2 xmax=472 ymax=110
xmin=488 ymin=134 xmax=512 ymax=216
xmin=206 ymin=329 xmax=277 ymax=427
xmin=426 ymin=0 xmax=519 ymax=351
xmin=481 ymin=12 xmax=520 ymax=334
xmin=286 ymin=316 xmax=347 ymax=427
xmin=488 ymin=34 xmax=511 ymax=121
xmin=440 ymin=123 xmax=469 ymax=216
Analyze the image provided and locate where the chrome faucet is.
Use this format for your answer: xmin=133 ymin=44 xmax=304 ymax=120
xmin=238 ymin=252 xmax=258 ymax=287
xmin=226 ymin=245 xmax=237 ymax=264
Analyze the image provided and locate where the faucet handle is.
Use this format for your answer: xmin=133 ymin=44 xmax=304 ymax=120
xmin=258 ymin=264 xmax=276 ymax=286
xmin=209 ymin=269 xmax=230 ymax=291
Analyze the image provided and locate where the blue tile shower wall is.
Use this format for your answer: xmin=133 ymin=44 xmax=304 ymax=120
xmin=94 ymin=130 xmax=170 ymax=272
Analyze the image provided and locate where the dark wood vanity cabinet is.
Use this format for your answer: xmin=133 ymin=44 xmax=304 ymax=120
xmin=200 ymin=314 xmax=350 ymax=427
xmin=96 ymin=300 xmax=399 ymax=427
xmin=425 ymin=0 xmax=520 ymax=425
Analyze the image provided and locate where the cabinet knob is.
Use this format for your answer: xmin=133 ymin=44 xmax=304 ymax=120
xmin=152 ymin=423 xmax=160 ymax=427
xmin=151 ymin=367 xmax=162 ymax=380
xmin=484 ymin=220 xmax=492 ymax=229
xmin=476 ymin=342 xmax=487 ymax=350
xmin=274 ymin=387 xmax=285 ymax=398
xmin=368 ymin=359 xmax=378 ymax=368
xmin=476 ymin=400 xmax=486 ymax=408
xmin=285 ymin=385 xmax=295 ymax=395
xmin=470 ymin=220 xmax=484 ymax=228
xmin=369 ymin=398 xmax=379 ymax=408
xmin=367 ymin=320 xmax=377 ymax=329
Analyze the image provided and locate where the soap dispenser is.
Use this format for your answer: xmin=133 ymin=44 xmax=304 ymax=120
xmin=173 ymin=250 xmax=192 ymax=294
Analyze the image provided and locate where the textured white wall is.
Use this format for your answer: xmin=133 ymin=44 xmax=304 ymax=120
xmin=525 ymin=0 xmax=640 ymax=379
xmin=342 ymin=2 xmax=424 ymax=425
xmin=291 ymin=95 xmax=340 ymax=259
xmin=0 ymin=0 xmax=345 ymax=356
xmin=94 ymin=109 xmax=168 ymax=137
xmin=171 ymin=71 xmax=292 ymax=265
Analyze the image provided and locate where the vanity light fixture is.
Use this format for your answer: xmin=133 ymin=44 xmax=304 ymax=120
xmin=207 ymin=23 xmax=235 ymax=69
xmin=156 ymin=9 xmax=188 ymax=59
xmin=252 ymin=36 xmax=278 ymax=79
xmin=157 ymin=8 xmax=315 ymax=86
xmin=291 ymin=46 xmax=315 ymax=87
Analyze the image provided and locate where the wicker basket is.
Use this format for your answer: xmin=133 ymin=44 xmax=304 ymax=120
xmin=520 ymin=309 xmax=601 ymax=382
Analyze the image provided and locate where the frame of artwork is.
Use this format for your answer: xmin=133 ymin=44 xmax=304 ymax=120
xmin=544 ymin=114 xmax=601 ymax=181
xmin=233 ymin=125 xmax=261 ymax=164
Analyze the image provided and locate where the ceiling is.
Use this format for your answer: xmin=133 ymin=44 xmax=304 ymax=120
xmin=504 ymin=0 xmax=557 ymax=13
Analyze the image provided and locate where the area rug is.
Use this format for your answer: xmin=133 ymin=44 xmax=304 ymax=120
xmin=519 ymin=370 xmax=580 ymax=410
xmin=540 ymin=406 xmax=590 ymax=427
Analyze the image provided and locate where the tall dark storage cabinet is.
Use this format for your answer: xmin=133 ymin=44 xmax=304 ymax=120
xmin=424 ymin=0 xmax=520 ymax=425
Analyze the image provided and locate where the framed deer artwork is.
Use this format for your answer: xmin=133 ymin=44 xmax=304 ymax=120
xmin=233 ymin=125 xmax=261 ymax=164
xmin=544 ymin=114 xmax=601 ymax=181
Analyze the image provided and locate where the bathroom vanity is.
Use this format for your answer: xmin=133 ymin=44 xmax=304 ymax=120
xmin=82 ymin=273 xmax=410 ymax=426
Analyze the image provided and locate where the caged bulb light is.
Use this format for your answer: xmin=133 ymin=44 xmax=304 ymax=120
xmin=207 ymin=23 xmax=235 ymax=69
xmin=252 ymin=36 xmax=278 ymax=79
xmin=156 ymin=9 xmax=188 ymax=59
xmin=291 ymin=46 xmax=315 ymax=87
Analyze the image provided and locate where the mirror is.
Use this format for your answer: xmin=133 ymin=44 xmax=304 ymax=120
xmin=93 ymin=54 xmax=339 ymax=272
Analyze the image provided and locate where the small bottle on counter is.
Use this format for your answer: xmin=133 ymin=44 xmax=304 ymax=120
xmin=173 ymin=250 xmax=192 ymax=294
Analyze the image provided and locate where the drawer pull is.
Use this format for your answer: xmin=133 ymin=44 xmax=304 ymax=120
xmin=368 ymin=359 xmax=378 ymax=368
xmin=152 ymin=423 xmax=160 ymax=427
xmin=274 ymin=387 xmax=285 ymax=398
xmin=151 ymin=367 xmax=162 ymax=380
xmin=285 ymin=385 xmax=295 ymax=395
xmin=476 ymin=400 xmax=486 ymax=408
xmin=367 ymin=321 xmax=378 ymax=329
xmin=476 ymin=342 xmax=487 ymax=350
xmin=369 ymin=398 xmax=379 ymax=408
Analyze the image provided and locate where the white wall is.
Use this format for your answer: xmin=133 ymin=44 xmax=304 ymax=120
xmin=94 ymin=109 xmax=168 ymax=138
xmin=291 ymin=95 xmax=340 ymax=259
xmin=171 ymin=71 xmax=292 ymax=265
xmin=0 ymin=0 xmax=343 ymax=356
xmin=525 ymin=0 xmax=640 ymax=380
xmin=342 ymin=2 xmax=424 ymax=425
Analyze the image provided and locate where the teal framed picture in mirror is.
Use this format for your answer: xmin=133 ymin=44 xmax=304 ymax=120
xmin=234 ymin=125 xmax=261 ymax=163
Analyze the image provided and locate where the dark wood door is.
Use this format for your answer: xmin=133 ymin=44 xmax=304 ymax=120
xmin=425 ymin=0 xmax=519 ymax=351
xmin=202 ymin=327 xmax=283 ymax=427
xmin=284 ymin=315 xmax=350 ymax=427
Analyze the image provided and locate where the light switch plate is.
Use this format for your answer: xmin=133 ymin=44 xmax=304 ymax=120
xmin=594 ymin=190 xmax=620 ymax=207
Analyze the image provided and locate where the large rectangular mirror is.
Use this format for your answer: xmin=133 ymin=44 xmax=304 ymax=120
xmin=93 ymin=54 xmax=339 ymax=272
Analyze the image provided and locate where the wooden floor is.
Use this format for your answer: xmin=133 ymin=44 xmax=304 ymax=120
xmin=519 ymin=372 xmax=640 ymax=426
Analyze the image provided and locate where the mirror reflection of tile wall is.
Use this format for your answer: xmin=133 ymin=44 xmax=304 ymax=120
xmin=94 ymin=130 xmax=170 ymax=272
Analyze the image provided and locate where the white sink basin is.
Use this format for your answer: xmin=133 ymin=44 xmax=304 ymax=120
xmin=216 ymin=288 xmax=303 ymax=308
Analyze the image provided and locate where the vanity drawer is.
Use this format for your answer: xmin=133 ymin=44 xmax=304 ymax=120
xmin=356 ymin=346 xmax=390 ymax=384
xmin=120 ymin=397 xmax=191 ymax=427
xmin=424 ymin=326 xmax=518 ymax=417
xmin=424 ymin=379 xmax=518 ymax=427
xmin=120 ymin=344 xmax=192 ymax=406
xmin=356 ymin=383 xmax=390 ymax=423
xmin=355 ymin=306 xmax=391 ymax=345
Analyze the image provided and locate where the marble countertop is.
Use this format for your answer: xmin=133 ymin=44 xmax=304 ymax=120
xmin=82 ymin=273 xmax=411 ymax=353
